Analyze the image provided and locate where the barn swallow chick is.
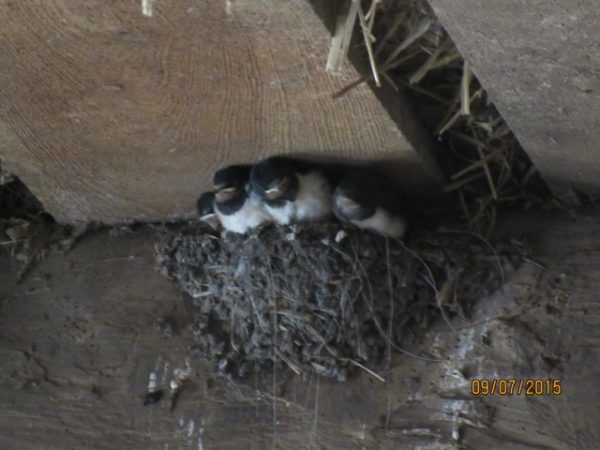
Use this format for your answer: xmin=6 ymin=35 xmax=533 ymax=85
xmin=248 ymin=156 xmax=332 ymax=225
xmin=196 ymin=192 xmax=221 ymax=232
xmin=333 ymin=172 xmax=407 ymax=239
xmin=213 ymin=164 xmax=273 ymax=234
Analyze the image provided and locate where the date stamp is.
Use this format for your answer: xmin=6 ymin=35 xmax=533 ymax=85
xmin=471 ymin=378 xmax=561 ymax=396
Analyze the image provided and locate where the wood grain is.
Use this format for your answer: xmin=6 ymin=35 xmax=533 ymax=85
xmin=0 ymin=0 xmax=441 ymax=223
xmin=428 ymin=0 xmax=600 ymax=201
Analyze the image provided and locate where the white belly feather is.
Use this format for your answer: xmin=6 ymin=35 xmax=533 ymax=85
xmin=266 ymin=202 xmax=295 ymax=225
xmin=352 ymin=207 xmax=406 ymax=238
xmin=267 ymin=171 xmax=332 ymax=225
xmin=217 ymin=201 xmax=273 ymax=234
xmin=294 ymin=172 xmax=332 ymax=221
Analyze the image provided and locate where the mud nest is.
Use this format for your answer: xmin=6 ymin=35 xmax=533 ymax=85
xmin=157 ymin=222 xmax=514 ymax=381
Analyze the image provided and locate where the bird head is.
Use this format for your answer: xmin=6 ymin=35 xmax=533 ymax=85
xmin=213 ymin=165 xmax=251 ymax=206
xmin=196 ymin=191 xmax=215 ymax=218
xmin=195 ymin=191 xmax=220 ymax=230
xmin=249 ymin=157 xmax=300 ymax=206
xmin=333 ymin=172 xmax=384 ymax=221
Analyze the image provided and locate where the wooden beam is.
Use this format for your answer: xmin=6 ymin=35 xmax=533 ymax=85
xmin=0 ymin=0 xmax=442 ymax=223
xmin=428 ymin=0 xmax=600 ymax=201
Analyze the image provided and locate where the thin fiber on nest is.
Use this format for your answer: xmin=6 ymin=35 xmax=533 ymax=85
xmin=332 ymin=0 xmax=550 ymax=236
xmin=157 ymin=222 xmax=513 ymax=381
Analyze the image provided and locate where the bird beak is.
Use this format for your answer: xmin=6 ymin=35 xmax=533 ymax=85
xmin=265 ymin=186 xmax=282 ymax=196
xmin=335 ymin=195 xmax=361 ymax=217
xmin=215 ymin=187 xmax=236 ymax=203
xmin=265 ymin=177 xmax=289 ymax=200
xmin=200 ymin=213 xmax=220 ymax=231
